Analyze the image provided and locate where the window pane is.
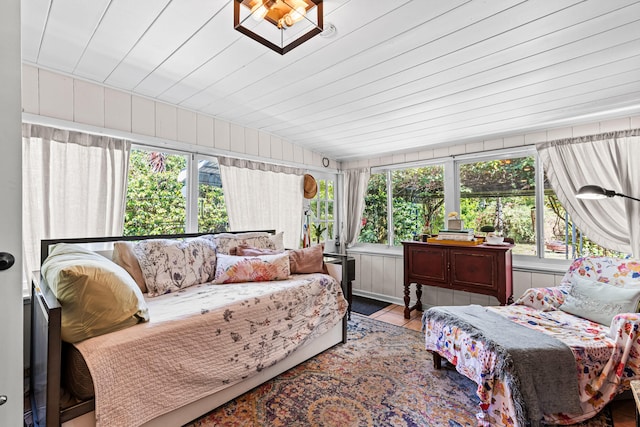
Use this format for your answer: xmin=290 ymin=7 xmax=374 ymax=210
xmin=543 ymin=176 xmax=625 ymax=259
xmin=197 ymin=159 xmax=229 ymax=233
xmin=124 ymin=150 xmax=188 ymax=235
xmin=392 ymin=165 xmax=445 ymax=245
xmin=309 ymin=177 xmax=336 ymax=243
xmin=359 ymin=173 xmax=388 ymax=244
xmin=459 ymin=156 xmax=536 ymax=255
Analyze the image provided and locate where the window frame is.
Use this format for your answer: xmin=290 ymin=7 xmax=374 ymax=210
xmin=124 ymin=146 xmax=193 ymax=236
xmin=307 ymin=171 xmax=338 ymax=245
xmin=360 ymin=146 xmax=589 ymax=270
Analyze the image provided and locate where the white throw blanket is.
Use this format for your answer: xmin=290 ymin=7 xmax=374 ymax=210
xmin=74 ymin=273 xmax=347 ymax=427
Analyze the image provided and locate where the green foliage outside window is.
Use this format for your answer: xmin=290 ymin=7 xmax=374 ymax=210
xmin=359 ymin=166 xmax=445 ymax=245
xmin=124 ymin=150 xmax=188 ymax=235
xmin=358 ymin=156 xmax=622 ymax=257
xmin=124 ymin=150 xmax=228 ymax=236
xmin=198 ymin=184 xmax=229 ymax=233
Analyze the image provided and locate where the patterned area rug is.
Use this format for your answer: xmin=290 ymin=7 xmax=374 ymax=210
xmin=185 ymin=314 xmax=614 ymax=427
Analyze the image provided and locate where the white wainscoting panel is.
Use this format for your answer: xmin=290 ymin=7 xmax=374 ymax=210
xmin=105 ymin=88 xmax=132 ymax=133
xmin=39 ymin=69 xmax=73 ymax=121
xmin=73 ymin=80 xmax=104 ymax=128
xmin=196 ymin=114 xmax=214 ymax=148
xmin=270 ymin=136 xmax=283 ymax=160
xmin=177 ymin=109 xmax=197 ymax=144
xmin=230 ymin=123 xmax=245 ymax=154
xmin=214 ymin=118 xmax=230 ymax=151
xmin=22 ymin=64 xmax=39 ymax=115
xmin=155 ymin=102 xmax=177 ymax=141
xmin=131 ymin=95 xmax=155 ymax=137
xmin=23 ymin=67 xmax=338 ymax=169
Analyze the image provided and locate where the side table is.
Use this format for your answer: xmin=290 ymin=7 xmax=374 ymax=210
xmin=323 ymin=246 xmax=355 ymax=344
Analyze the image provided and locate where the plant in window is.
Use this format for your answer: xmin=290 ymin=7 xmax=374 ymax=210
xmin=480 ymin=225 xmax=496 ymax=236
xmin=311 ymin=223 xmax=327 ymax=244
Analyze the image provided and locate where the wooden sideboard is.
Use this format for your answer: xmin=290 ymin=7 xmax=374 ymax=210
xmin=402 ymin=241 xmax=513 ymax=319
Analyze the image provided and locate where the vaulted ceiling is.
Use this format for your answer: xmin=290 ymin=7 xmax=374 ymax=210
xmin=21 ymin=0 xmax=640 ymax=161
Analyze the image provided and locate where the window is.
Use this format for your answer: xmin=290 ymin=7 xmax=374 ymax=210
xmin=543 ymin=176 xmax=624 ymax=259
xmin=359 ymin=165 xmax=445 ymax=246
xmin=357 ymin=148 xmax=625 ymax=259
xmin=359 ymin=172 xmax=389 ymax=245
xmin=124 ymin=149 xmax=188 ymax=235
xmin=196 ymin=158 xmax=229 ymax=233
xmin=392 ymin=166 xmax=444 ymax=245
xmin=308 ymin=175 xmax=336 ymax=245
xmin=459 ymin=155 xmax=536 ymax=256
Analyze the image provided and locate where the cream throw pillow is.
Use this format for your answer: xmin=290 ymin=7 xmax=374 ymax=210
xmin=42 ymin=243 xmax=149 ymax=343
xmin=559 ymin=276 xmax=640 ymax=326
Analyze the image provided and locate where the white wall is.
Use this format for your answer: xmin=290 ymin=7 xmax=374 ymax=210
xmin=21 ymin=65 xmax=339 ymax=170
xmin=343 ymin=114 xmax=640 ymax=307
xmin=341 ymin=115 xmax=640 ymax=170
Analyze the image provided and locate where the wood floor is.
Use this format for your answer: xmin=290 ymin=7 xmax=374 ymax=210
xmin=365 ymin=303 xmax=637 ymax=427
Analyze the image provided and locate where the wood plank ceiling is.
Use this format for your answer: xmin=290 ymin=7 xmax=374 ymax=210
xmin=21 ymin=0 xmax=640 ymax=161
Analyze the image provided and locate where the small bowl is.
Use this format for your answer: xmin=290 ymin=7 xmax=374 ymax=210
xmin=485 ymin=236 xmax=505 ymax=245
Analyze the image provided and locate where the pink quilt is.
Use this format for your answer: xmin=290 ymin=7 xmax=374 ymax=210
xmin=74 ymin=273 xmax=347 ymax=427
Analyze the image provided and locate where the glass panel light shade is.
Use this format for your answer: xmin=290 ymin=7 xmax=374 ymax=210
xmin=234 ymin=0 xmax=323 ymax=55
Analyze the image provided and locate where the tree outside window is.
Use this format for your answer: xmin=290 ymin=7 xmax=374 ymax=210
xmin=124 ymin=150 xmax=228 ymax=236
xmin=359 ymin=166 xmax=445 ymax=246
xmin=459 ymin=156 xmax=536 ymax=255
xmin=357 ymin=151 xmax=624 ymax=258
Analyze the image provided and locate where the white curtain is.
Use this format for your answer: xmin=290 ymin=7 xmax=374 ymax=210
xmin=342 ymin=168 xmax=371 ymax=247
xmin=217 ymin=157 xmax=304 ymax=249
xmin=537 ymin=129 xmax=640 ymax=256
xmin=22 ymin=124 xmax=131 ymax=277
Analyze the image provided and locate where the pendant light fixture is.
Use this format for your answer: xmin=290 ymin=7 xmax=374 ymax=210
xmin=234 ymin=0 xmax=323 ymax=55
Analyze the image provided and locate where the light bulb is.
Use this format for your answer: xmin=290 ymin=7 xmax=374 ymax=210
xmin=289 ymin=5 xmax=307 ymax=23
xmin=251 ymin=3 xmax=268 ymax=21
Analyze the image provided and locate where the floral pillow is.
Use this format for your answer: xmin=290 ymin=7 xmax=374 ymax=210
xmin=203 ymin=232 xmax=276 ymax=255
xmin=560 ymin=256 xmax=640 ymax=288
xmin=133 ymin=237 xmax=217 ymax=296
xmin=213 ymin=253 xmax=290 ymax=284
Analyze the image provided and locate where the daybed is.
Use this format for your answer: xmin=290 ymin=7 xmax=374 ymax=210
xmin=30 ymin=231 xmax=348 ymax=427
xmin=422 ymin=255 xmax=640 ymax=427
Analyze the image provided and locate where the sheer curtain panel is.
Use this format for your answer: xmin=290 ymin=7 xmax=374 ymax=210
xmin=217 ymin=157 xmax=304 ymax=249
xmin=342 ymin=168 xmax=371 ymax=247
xmin=537 ymin=129 xmax=640 ymax=256
xmin=22 ymin=124 xmax=131 ymax=280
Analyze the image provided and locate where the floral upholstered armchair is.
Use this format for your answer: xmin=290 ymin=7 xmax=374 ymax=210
xmin=423 ymin=256 xmax=640 ymax=426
